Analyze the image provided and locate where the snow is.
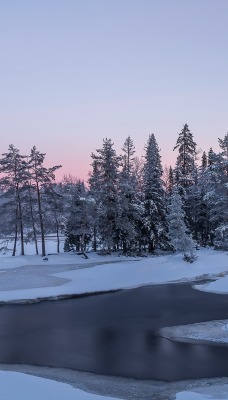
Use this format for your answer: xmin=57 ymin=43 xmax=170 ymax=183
xmin=0 ymin=247 xmax=227 ymax=303
xmin=194 ymin=274 xmax=228 ymax=295
xmin=159 ymin=319 xmax=228 ymax=345
xmin=0 ymin=371 xmax=119 ymax=400
xmin=1 ymin=371 xmax=228 ymax=400
xmin=175 ymin=385 xmax=228 ymax=399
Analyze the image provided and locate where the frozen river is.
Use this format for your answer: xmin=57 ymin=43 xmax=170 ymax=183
xmin=1 ymin=283 xmax=228 ymax=381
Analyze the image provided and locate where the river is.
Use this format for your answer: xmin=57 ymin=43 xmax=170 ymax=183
xmin=1 ymin=283 xmax=228 ymax=381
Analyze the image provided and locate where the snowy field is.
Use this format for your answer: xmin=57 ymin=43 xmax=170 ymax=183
xmin=0 ymin=241 xmax=228 ymax=399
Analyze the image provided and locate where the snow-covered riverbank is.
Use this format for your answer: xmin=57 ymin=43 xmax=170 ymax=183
xmin=0 ymin=247 xmax=227 ymax=303
xmin=159 ymin=319 xmax=228 ymax=345
xmin=2 ymin=367 xmax=228 ymax=400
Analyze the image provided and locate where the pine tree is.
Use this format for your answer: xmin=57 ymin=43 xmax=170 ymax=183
xmin=64 ymin=180 xmax=91 ymax=253
xmin=167 ymin=166 xmax=174 ymax=194
xmin=218 ymin=132 xmax=228 ymax=176
xmin=117 ymin=136 xmax=141 ymax=254
xmin=211 ymin=134 xmax=228 ymax=249
xmin=88 ymin=159 xmax=101 ymax=252
xmin=142 ymin=134 xmax=169 ymax=252
xmin=28 ymin=146 xmax=61 ymax=256
xmin=0 ymin=145 xmax=28 ymax=256
xmin=174 ymin=123 xmax=197 ymax=188
xmin=167 ymin=189 xmax=195 ymax=261
xmin=89 ymin=139 xmax=121 ymax=250
xmin=45 ymin=183 xmax=64 ymax=253
xmin=121 ymin=136 xmax=135 ymax=175
xmin=193 ymin=154 xmax=211 ymax=246
xmin=201 ymin=151 xmax=207 ymax=169
xmin=208 ymin=148 xmax=216 ymax=166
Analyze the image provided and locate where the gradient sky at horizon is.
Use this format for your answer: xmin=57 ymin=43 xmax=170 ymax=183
xmin=0 ymin=0 xmax=227 ymax=181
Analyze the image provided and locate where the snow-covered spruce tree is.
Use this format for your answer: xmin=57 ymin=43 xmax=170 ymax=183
xmin=28 ymin=146 xmax=61 ymax=257
xmin=88 ymin=159 xmax=101 ymax=252
xmin=121 ymin=136 xmax=135 ymax=175
xmin=218 ymin=132 xmax=228 ymax=176
xmin=117 ymin=136 xmax=142 ymax=254
xmin=207 ymin=134 xmax=228 ymax=250
xmin=44 ymin=183 xmax=64 ymax=253
xmin=163 ymin=165 xmax=174 ymax=196
xmin=173 ymin=124 xmax=197 ymax=188
xmin=63 ymin=180 xmax=91 ymax=253
xmin=201 ymin=151 xmax=207 ymax=169
xmin=191 ymin=153 xmax=211 ymax=246
xmin=173 ymin=124 xmax=198 ymax=235
xmin=0 ymin=145 xmax=28 ymax=256
xmin=89 ymin=139 xmax=121 ymax=251
xmin=142 ymin=134 xmax=169 ymax=253
xmin=167 ymin=189 xmax=196 ymax=261
xmin=201 ymin=148 xmax=221 ymax=245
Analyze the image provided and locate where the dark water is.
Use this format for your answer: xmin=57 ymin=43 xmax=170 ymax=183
xmin=1 ymin=283 xmax=228 ymax=381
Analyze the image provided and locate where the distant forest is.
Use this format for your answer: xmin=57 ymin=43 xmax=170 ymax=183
xmin=0 ymin=124 xmax=227 ymax=259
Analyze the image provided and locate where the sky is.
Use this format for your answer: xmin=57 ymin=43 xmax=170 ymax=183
xmin=0 ymin=0 xmax=227 ymax=181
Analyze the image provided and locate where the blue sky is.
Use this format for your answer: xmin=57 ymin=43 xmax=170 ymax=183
xmin=0 ymin=0 xmax=227 ymax=180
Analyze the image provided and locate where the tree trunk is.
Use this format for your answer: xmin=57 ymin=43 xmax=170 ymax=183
xmin=17 ymin=193 xmax=25 ymax=256
xmin=122 ymin=239 xmax=127 ymax=255
xmin=28 ymin=186 xmax=39 ymax=255
xmin=36 ymin=182 xmax=46 ymax=257
xmin=148 ymin=239 xmax=154 ymax=253
xmin=93 ymin=226 xmax=97 ymax=252
xmin=12 ymin=204 xmax=18 ymax=257
xmin=56 ymin=218 xmax=60 ymax=253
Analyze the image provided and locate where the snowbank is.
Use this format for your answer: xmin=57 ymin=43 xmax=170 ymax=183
xmin=1 ymin=370 xmax=228 ymax=400
xmin=195 ymin=274 xmax=228 ymax=295
xmin=0 ymin=371 xmax=119 ymax=400
xmin=159 ymin=319 xmax=228 ymax=345
xmin=0 ymin=248 xmax=227 ymax=303
xmin=175 ymin=385 xmax=228 ymax=399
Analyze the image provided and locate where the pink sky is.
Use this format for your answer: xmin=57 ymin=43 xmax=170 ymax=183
xmin=0 ymin=0 xmax=226 ymax=182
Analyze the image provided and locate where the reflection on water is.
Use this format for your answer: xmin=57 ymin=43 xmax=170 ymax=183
xmin=1 ymin=284 xmax=228 ymax=380
xmin=1 ymin=323 xmax=227 ymax=381
xmin=93 ymin=328 xmax=228 ymax=380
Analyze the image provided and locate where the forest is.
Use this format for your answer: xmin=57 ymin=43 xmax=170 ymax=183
xmin=0 ymin=124 xmax=227 ymax=259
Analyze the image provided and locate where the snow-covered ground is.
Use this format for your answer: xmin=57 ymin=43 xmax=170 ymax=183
xmin=0 ymin=371 xmax=119 ymax=400
xmin=195 ymin=274 xmax=228 ymax=295
xmin=2 ymin=370 xmax=228 ymax=400
xmin=175 ymin=386 xmax=228 ymax=399
xmin=0 ymin=246 xmax=227 ymax=303
xmin=160 ymin=319 xmax=228 ymax=345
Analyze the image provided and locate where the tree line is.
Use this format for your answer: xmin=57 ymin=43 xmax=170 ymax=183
xmin=0 ymin=125 xmax=227 ymax=258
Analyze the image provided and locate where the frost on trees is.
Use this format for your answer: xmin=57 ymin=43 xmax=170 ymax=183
xmin=142 ymin=134 xmax=169 ymax=252
xmin=173 ymin=123 xmax=197 ymax=189
xmin=89 ymin=138 xmax=121 ymax=251
xmin=167 ymin=189 xmax=196 ymax=262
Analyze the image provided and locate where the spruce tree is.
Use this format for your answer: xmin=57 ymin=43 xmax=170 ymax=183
xmin=167 ymin=166 xmax=174 ymax=194
xmin=64 ymin=180 xmax=91 ymax=253
xmin=89 ymin=139 xmax=121 ymax=250
xmin=167 ymin=189 xmax=195 ymax=261
xmin=0 ymin=145 xmax=28 ymax=256
xmin=174 ymin=123 xmax=197 ymax=188
xmin=142 ymin=134 xmax=169 ymax=252
xmin=201 ymin=151 xmax=207 ymax=169
xmin=117 ymin=136 xmax=142 ymax=254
